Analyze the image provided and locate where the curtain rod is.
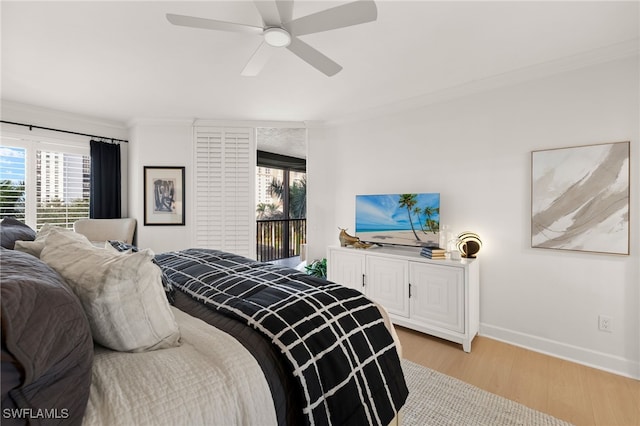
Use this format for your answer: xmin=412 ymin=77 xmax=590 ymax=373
xmin=0 ymin=120 xmax=129 ymax=143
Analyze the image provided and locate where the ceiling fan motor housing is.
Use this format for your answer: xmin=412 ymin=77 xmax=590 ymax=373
xmin=264 ymin=27 xmax=291 ymax=48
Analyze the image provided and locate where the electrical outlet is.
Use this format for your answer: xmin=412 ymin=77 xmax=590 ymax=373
xmin=598 ymin=315 xmax=613 ymax=333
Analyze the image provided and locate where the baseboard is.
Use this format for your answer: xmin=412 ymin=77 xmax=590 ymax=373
xmin=479 ymin=323 xmax=640 ymax=380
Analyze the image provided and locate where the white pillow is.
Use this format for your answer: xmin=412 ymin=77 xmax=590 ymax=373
xmin=40 ymin=228 xmax=181 ymax=352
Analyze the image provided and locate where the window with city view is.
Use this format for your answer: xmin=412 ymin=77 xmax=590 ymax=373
xmin=255 ymin=149 xmax=306 ymax=262
xmin=0 ymin=146 xmax=26 ymax=222
xmin=256 ymin=167 xmax=306 ymax=220
xmin=0 ymin=140 xmax=91 ymax=230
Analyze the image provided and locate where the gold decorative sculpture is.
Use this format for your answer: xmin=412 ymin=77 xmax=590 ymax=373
xmin=456 ymin=232 xmax=482 ymax=258
xmin=352 ymin=240 xmax=373 ymax=249
xmin=339 ymin=228 xmax=373 ymax=249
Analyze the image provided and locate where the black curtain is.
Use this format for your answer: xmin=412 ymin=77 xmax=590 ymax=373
xmin=90 ymin=140 xmax=121 ymax=219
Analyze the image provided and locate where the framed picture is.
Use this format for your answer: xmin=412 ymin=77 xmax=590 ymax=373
xmin=531 ymin=141 xmax=629 ymax=255
xmin=144 ymin=166 xmax=185 ymax=226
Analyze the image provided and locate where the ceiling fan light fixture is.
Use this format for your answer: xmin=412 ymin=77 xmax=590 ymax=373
xmin=264 ymin=27 xmax=291 ymax=47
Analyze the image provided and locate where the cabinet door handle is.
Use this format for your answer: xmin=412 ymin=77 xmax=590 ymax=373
xmin=362 ymin=274 xmax=366 ymax=287
xmin=409 ymin=283 xmax=412 ymax=298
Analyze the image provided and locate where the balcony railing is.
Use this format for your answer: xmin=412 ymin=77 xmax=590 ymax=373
xmin=256 ymin=218 xmax=306 ymax=262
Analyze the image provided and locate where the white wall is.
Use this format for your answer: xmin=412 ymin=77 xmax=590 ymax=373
xmin=128 ymin=120 xmax=194 ymax=252
xmin=307 ymin=56 xmax=640 ymax=378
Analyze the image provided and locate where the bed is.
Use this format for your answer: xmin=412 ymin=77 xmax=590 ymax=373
xmin=0 ymin=219 xmax=408 ymax=426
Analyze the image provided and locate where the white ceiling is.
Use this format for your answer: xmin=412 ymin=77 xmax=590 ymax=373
xmin=2 ymin=1 xmax=639 ymax=127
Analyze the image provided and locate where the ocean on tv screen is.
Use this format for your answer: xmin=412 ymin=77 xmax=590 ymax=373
xmin=355 ymin=193 xmax=440 ymax=248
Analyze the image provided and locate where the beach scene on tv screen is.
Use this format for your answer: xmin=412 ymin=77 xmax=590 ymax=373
xmin=355 ymin=193 xmax=440 ymax=248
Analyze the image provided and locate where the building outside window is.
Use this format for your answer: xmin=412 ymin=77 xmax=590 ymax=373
xmin=0 ymin=135 xmax=90 ymax=230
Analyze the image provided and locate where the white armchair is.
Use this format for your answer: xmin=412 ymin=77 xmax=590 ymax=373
xmin=73 ymin=218 xmax=137 ymax=245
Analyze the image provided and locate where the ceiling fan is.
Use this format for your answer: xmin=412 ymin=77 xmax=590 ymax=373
xmin=166 ymin=0 xmax=377 ymax=77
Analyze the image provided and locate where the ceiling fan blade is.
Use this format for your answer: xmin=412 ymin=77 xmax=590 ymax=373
xmin=253 ymin=1 xmax=281 ymax=26
xmin=276 ymin=0 xmax=294 ymax=24
xmin=166 ymin=13 xmax=263 ymax=35
xmin=241 ymin=42 xmax=276 ymax=76
xmin=286 ymin=0 xmax=377 ymax=36
xmin=287 ymin=37 xmax=342 ymax=76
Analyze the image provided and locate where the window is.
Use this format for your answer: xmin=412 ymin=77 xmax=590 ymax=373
xmin=255 ymin=150 xmax=307 ymax=262
xmin=256 ymin=166 xmax=285 ymax=219
xmin=1 ymin=134 xmax=90 ymax=230
xmin=256 ymin=150 xmax=306 ymax=220
xmin=0 ymin=146 xmax=26 ymax=222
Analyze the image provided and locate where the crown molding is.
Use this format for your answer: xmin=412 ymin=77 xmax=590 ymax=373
xmin=1 ymin=100 xmax=127 ymax=131
xmin=127 ymin=117 xmax=196 ymax=128
xmin=193 ymin=119 xmax=306 ymax=129
xmin=324 ymin=38 xmax=639 ymax=127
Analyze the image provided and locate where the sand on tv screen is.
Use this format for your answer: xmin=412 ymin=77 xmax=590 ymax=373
xmin=355 ymin=193 xmax=440 ymax=248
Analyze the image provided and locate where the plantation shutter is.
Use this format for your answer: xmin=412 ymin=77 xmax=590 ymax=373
xmin=194 ymin=126 xmax=256 ymax=259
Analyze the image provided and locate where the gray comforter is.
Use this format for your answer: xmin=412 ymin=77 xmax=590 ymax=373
xmin=1 ymin=248 xmax=93 ymax=426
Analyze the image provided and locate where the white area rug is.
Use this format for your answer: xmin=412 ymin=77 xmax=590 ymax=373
xmin=401 ymin=359 xmax=574 ymax=426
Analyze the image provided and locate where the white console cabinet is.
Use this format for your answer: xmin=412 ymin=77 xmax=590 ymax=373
xmin=327 ymin=245 xmax=479 ymax=352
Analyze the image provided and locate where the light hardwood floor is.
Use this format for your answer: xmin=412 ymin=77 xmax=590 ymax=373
xmin=396 ymin=326 xmax=640 ymax=426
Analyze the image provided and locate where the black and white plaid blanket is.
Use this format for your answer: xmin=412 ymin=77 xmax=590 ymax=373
xmin=154 ymin=248 xmax=408 ymax=426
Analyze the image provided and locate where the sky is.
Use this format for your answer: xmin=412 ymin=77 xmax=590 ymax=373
xmin=0 ymin=146 xmax=26 ymax=182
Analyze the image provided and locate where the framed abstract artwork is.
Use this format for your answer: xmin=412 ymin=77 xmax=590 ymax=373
xmin=143 ymin=166 xmax=185 ymax=226
xmin=531 ymin=141 xmax=629 ymax=255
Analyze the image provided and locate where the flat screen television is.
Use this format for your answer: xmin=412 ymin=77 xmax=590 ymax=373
xmin=355 ymin=193 xmax=440 ymax=248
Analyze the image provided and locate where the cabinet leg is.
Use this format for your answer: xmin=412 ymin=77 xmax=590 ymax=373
xmin=462 ymin=341 xmax=471 ymax=353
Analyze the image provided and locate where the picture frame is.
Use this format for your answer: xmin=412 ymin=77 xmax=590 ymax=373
xmin=531 ymin=141 xmax=629 ymax=255
xmin=143 ymin=166 xmax=185 ymax=226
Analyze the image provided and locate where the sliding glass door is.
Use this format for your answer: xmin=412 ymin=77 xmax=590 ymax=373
xmin=256 ymin=151 xmax=306 ymax=262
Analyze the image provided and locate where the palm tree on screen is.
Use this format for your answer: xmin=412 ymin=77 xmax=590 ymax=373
xmin=423 ymin=206 xmax=440 ymax=233
xmin=398 ymin=194 xmax=420 ymax=241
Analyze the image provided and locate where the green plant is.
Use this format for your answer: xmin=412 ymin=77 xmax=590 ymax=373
xmin=305 ymin=258 xmax=327 ymax=279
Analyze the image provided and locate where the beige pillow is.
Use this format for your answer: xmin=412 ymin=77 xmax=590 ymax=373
xmin=13 ymin=239 xmax=45 ymax=258
xmin=40 ymin=228 xmax=180 ymax=352
xmin=14 ymin=224 xmax=84 ymax=258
